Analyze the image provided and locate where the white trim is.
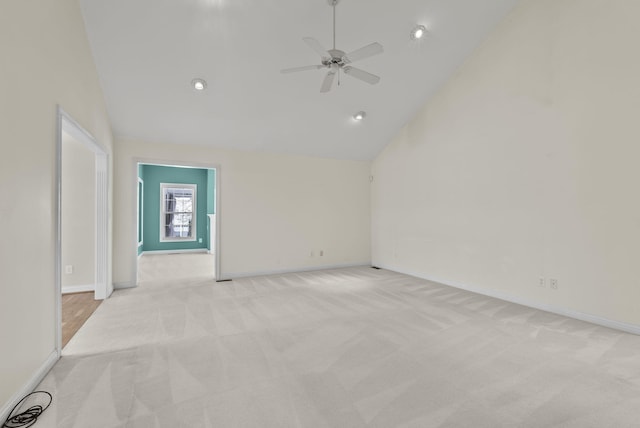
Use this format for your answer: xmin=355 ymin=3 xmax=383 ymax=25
xmin=0 ymin=350 xmax=58 ymax=424
xmin=55 ymin=109 xmax=63 ymax=356
xmin=137 ymin=177 xmax=144 ymax=247
xmin=56 ymin=106 xmax=111 ymax=355
xmin=114 ymin=281 xmax=136 ymax=290
xmin=214 ymin=168 xmax=221 ymax=280
xmin=62 ymin=284 xmax=95 ymax=294
xmin=377 ymin=264 xmax=640 ymax=336
xmin=207 ymin=214 xmax=216 ymax=254
xmin=140 ymin=249 xmax=208 ymax=255
xmin=133 ymin=158 xmax=221 ymax=284
xmin=95 ymin=151 xmax=109 ymax=300
xmin=223 ymin=262 xmax=370 ymax=280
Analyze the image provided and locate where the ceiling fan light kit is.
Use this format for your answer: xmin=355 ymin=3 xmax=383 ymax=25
xmin=410 ymin=24 xmax=427 ymax=40
xmin=191 ymin=78 xmax=207 ymax=91
xmin=281 ymin=0 xmax=383 ymax=93
xmin=353 ymin=111 xmax=366 ymax=121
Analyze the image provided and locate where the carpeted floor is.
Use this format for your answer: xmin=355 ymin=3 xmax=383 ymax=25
xmin=136 ymin=252 xmax=216 ymax=288
xmin=35 ymin=264 xmax=640 ymax=427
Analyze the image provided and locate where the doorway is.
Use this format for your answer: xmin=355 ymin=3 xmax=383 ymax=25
xmin=56 ymin=107 xmax=109 ymax=353
xmin=134 ymin=161 xmax=219 ymax=286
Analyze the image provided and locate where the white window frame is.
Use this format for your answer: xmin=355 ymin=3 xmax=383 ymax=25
xmin=137 ymin=177 xmax=144 ymax=248
xmin=160 ymin=183 xmax=197 ymax=242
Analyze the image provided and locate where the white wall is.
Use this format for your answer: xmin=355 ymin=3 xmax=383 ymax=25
xmin=372 ymin=0 xmax=640 ymax=326
xmin=0 ymin=0 xmax=113 ymax=410
xmin=114 ymin=139 xmax=371 ymax=285
xmin=62 ymin=131 xmax=96 ymax=290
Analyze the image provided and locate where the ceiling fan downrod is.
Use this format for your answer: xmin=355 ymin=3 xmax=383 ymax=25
xmin=332 ymin=0 xmax=337 ymax=50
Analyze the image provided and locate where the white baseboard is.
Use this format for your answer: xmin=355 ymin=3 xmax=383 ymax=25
xmin=0 ymin=350 xmax=58 ymax=424
xmin=113 ymin=281 xmax=136 ymax=290
xmin=140 ymin=249 xmax=208 ymax=255
xmin=378 ymin=264 xmax=640 ymax=336
xmin=61 ymin=284 xmax=94 ymax=294
xmin=223 ymin=262 xmax=370 ymax=281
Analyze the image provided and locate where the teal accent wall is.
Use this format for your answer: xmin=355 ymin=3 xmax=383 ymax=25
xmin=141 ymin=164 xmax=211 ymax=252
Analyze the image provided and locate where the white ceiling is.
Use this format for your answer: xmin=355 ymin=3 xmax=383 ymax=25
xmin=79 ymin=0 xmax=521 ymax=161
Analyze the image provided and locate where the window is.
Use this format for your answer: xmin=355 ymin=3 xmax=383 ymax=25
xmin=160 ymin=183 xmax=196 ymax=241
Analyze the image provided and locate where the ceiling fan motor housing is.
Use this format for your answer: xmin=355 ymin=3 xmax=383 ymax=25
xmin=322 ymin=49 xmax=347 ymax=67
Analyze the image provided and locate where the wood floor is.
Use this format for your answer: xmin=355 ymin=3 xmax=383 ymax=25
xmin=61 ymin=291 xmax=102 ymax=348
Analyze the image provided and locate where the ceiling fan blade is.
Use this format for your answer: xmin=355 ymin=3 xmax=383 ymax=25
xmin=281 ymin=65 xmax=324 ymax=74
xmin=320 ymin=70 xmax=337 ymax=93
xmin=343 ymin=42 xmax=384 ymax=64
xmin=303 ymin=37 xmax=331 ymax=59
xmin=343 ymin=66 xmax=380 ymax=85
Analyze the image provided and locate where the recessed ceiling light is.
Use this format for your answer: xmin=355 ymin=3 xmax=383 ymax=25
xmin=410 ymin=25 xmax=427 ymax=40
xmin=191 ymin=78 xmax=207 ymax=91
xmin=353 ymin=111 xmax=366 ymax=121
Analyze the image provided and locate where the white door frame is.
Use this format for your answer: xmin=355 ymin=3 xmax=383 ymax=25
xmin=133 ymin=158 xmax=221 ymax=284
xmin=55 ymin=106 xmax=110 ymax=354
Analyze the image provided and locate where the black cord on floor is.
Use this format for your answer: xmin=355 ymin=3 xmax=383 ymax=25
xmin=2 ymin=391 xmax=52 ymax=428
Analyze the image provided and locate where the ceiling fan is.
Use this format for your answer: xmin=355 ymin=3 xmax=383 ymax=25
xmin=281 ymin=0 xmax=383 ymax=93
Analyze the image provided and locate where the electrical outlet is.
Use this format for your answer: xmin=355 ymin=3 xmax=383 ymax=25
xmin=65 ymin=265 xmax=73 ymax=274
xmin=198 ymin=238 xmax=202 ymax=243
xmin=550 ymin=279 xmax=558 ymax=290
xmin=538 ymin=277 xmax=545 ymax=287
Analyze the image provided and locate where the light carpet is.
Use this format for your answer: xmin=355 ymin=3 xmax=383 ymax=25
xmin=35 ymin=266 xmax=640 ymax=427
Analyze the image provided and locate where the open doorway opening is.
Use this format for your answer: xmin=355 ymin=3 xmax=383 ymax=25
xmin=56 ymin=107 xmax=109 ymax=354
xmin=135 ymin=161 xmax=218 ymax=286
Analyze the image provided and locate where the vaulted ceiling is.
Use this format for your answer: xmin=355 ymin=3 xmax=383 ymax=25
xmin=80 ymin=0 xmax=521 ymax=160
